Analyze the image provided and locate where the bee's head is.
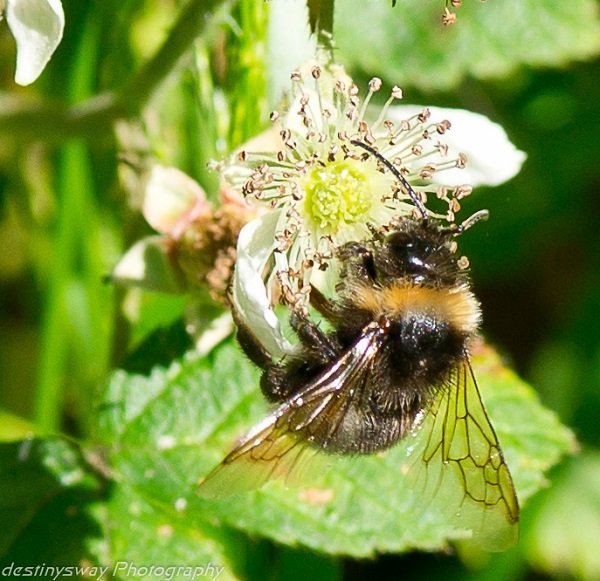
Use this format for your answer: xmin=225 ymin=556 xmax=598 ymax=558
xmin=379 ymin=220 xmax=457 ymax=285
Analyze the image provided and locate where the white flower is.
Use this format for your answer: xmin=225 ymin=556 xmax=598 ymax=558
xmin=219 ymin=62 xmax=526 ymax=352
xmin=111 ymin=165 xmax=248 ymax=356
xmin=113 ymin=163 xmax=256 ymax=306
xmin=230 ymin=211 xmax=294 ymax=357
xmin=2 ymin=0 xmax=64 ymax=86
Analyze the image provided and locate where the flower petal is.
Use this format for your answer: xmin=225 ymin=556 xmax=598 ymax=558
xmin=388 ymin=105 xmax=527 ymax=187
xmin=6 ymin=0 xmax=65 ymax=86
xmin=186 ymin=308 xmax=234 ymax=357
xmin=232 ymin=210 xmax=292 ymax=358
xmin=110 ymin=236 xmax=186 ymax=293
xmin=143 ymin=165 xmax=210 ymax=239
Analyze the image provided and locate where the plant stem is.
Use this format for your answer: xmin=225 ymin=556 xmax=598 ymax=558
xmin=0 ymin=0 xmax=238 ymax=142
xmin=33 ymin=8 xmax=107 ymax=432
xmin=226 ymin=0 xmax=269 ymax=150
xmin=307 ymin=0 xmax=335 ymax=47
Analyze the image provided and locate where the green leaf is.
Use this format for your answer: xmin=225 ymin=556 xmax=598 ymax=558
xmin=0 ymin=438 xmax=103 ymax=569
xmin=106 ymin=482 xmax=241 ymax=581
xmin=0 ymin=436 xmax=242 ymax=578
xmin=524 ymin=452 xmax=600 ymax=580
xmin=335 ymin=0 xmax=600 ymax=90
xmin=0 ymin=410 xmax=39 ymax=442
xmin=98 ymin=340 xmax=576 ymax=556
xmin=97 ymin=342 xmax=261 ymax=578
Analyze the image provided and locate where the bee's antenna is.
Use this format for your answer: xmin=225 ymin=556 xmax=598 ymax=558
xmin=455 ymin=209 xmax=489 ymax=234
xmin=350 ymin=139 xmax=429 ymax=221
xmin=439 ymin=209 xmax=489 ymax=237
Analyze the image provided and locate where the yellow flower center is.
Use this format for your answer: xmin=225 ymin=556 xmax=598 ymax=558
xmin=303 ymin=160 xmax=373 ymax=233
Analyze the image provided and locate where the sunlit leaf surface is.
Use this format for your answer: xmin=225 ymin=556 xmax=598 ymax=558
xmin=336 ymin=0 xmax=600 ymax=90
xmin=0 ymin=438 xmax=102 ymax=566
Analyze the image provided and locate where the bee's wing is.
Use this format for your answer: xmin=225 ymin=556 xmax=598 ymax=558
xmin=197 ymin=325 xmax=384 ymax=498
xmin=404 ymin=356 xmax=519 ymax=550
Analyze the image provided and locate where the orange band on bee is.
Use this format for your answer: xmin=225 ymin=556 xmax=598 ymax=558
xmin=353 ymin=283 xmax=481 ymax=335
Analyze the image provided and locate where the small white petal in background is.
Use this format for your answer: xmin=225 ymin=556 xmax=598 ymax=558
xmin=6 ymin=0 xmax=65 ymax=86
xmin=187 ymin=309 xmax=234 ymax=357
xmin=232 ymin=211 xmax=293 ymax=358
xmin=143 ymin=165 xmax=211 ymax=239
xmin=111 ymin=236 xmax=186 ymax=294
xmin=388 ymin=105 xmax=527 ymax=187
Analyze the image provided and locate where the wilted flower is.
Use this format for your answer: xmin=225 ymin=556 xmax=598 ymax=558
xmin=1 ymin=0 xmax=65 ymax=86
xmin=112 ymin=165 xmax=254 ymax=305
xmin=112 ymin=164 xmax=258 ymax=354
xmin=218 ymin=61 xmax=525 ymax=355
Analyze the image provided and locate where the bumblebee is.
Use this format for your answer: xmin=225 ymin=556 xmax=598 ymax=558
xmin=199 ymin=141 xmax=519 ymax=549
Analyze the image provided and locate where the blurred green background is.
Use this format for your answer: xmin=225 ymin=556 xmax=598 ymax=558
xmin=1 ymin=0 xmax=599 ymax=579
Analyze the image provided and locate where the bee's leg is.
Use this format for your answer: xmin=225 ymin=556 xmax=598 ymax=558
xmin=230 ymin=301 xmax=273 ymax=370
xmin=309 ymin=285 xmax=340 ymax=322
xmin=336 ymin=242 xmax=377 ymax=282
xmin=232 ymin=305 xmax=290 ymax=402
xmin=290 ymin=311 xmax=341 ymax=363
xmin=261 ymin=364 xmax=290 ymax=402
xmin=262 ymin=313 xmax=342 ymax=403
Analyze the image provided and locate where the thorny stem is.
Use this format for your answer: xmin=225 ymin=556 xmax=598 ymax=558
xmin=307 ymin=0 xmax=335 ymax=50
